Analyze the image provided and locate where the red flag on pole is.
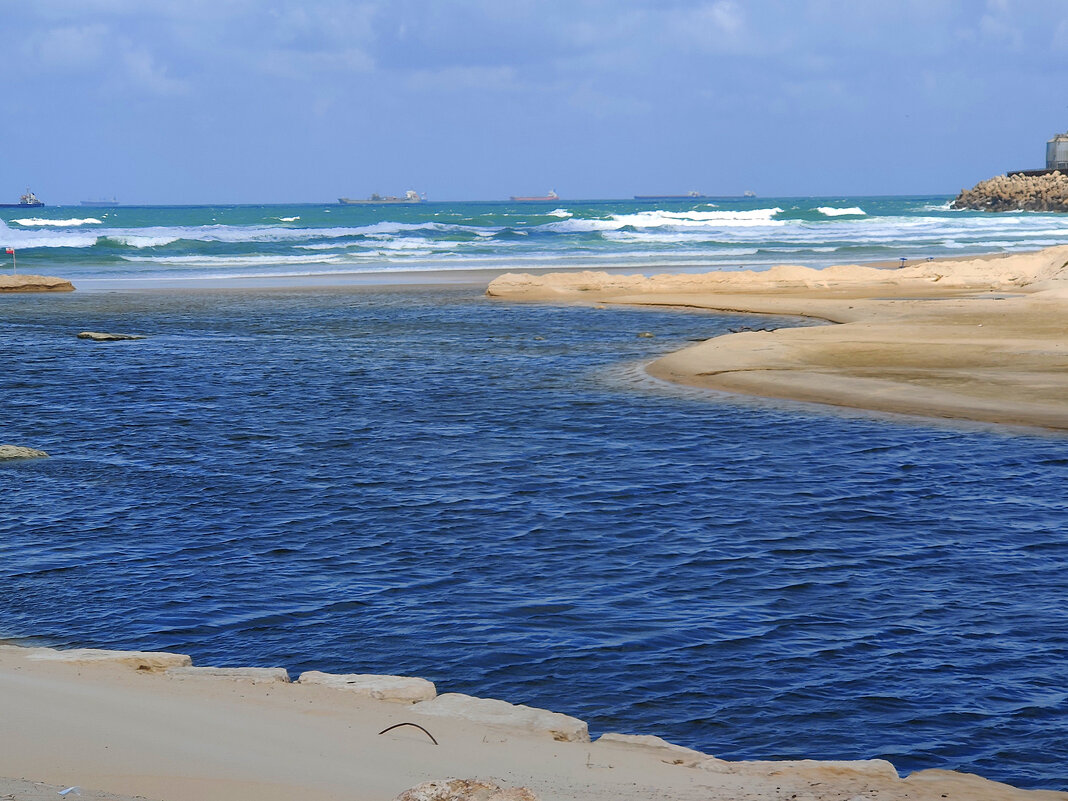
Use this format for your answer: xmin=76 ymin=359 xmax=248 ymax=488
xmin=4 ymin=248 xmax=12 ymax=254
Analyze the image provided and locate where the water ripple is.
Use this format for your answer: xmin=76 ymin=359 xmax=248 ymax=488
xmin=0 ymin=287 xmax=1066 ymax=789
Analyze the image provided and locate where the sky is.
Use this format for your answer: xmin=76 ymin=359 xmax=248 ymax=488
xmin=4 ymin=0 xmax=1068 ymax=203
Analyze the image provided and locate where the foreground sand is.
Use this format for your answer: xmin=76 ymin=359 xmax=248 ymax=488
xmin=2 ymin=644 xmax=1064 ymax=801
xmin=487 ymin=246 xmax=1068 ymax=430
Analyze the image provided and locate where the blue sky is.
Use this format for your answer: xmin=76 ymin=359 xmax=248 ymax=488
xmin=4 ymin=0 xmax=1068 ymax=203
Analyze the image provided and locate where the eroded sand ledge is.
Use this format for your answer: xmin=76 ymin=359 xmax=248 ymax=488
xmin=0 ymin=274 xmax=74 ymax=292
xmin=487 ymin=246 xmax=1068 ymax=430
xmin=1 ymin=643 xmax=1064 ymax=801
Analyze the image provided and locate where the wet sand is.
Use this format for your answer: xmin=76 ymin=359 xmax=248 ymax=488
xmin=487 ymin=245 xmax=1068 ymax=431
xmin=2 ymin=644 xmax=1064 ymax=801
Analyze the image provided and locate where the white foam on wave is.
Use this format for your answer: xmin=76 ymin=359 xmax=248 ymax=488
xmin=0 ymin=219 xmax=506 ymax=252
xmin=121 ymin=253 xmax=344 ymax=267
xmin=546 ymin=208 xmax=785 ymax=232
xmin=277 ymin=216 xmax=301 ymax=222
xmin=99 ymin=235 xmax=182 ymax=248
xmin=547 ymin=208 xmax=572 ymax=218
xmin=12 ymin=217 xmax=103 ymax=226
xmin=0 ymin=221 xmax=100 ymax=249
xmin=295 ymin=237 xmax=463 ymax=252
xmin=816 ymin=207 xmax=866 ymax=217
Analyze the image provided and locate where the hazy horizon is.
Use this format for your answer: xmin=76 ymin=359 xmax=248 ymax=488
xmin=5 ymin=0 xmax=1068 ymax=205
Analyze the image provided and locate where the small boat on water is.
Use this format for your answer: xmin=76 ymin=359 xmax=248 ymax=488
xmin=339 ymin=190 xmax=423 ymax=205
xmin=510 ymin=190 xmax=559 ymax=202
xmin=0 ymin=189 xmax=44 ymax=208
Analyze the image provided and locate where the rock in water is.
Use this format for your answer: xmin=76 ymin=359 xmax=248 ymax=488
xmin=393 ymin=779 xmax=538 ymax=801
xmin=0 ymin=445 xmax=48 ymax=460
xmin=77 ymin=331 xmax=146 ymax=341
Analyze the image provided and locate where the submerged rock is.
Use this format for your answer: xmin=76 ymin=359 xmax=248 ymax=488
xmin=0 ymin=445 xmax=48 ymax=460
xmin=77 ymin=331 xmax=147 ymax=341
xmin=953 ymin=171 xmax=1068 ymax=212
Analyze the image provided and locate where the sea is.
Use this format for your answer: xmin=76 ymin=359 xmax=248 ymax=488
xmin=4 ymin=195 xmax=1068 ymax=284
xmin=1 ymin=196 xmax=1067 ymax=790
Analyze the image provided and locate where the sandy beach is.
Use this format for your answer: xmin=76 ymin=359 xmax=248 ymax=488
xmin=487 ymin=245 xmax=1068 ymax=431
xmin=2 ymin=643 xmax=1065 ymax=801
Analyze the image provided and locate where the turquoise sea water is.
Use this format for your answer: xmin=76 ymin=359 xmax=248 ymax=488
xmin=1 ymin=198 xmax=1067 ymax=790
xmin=4 ymin=195 xmax=1068 ymax=284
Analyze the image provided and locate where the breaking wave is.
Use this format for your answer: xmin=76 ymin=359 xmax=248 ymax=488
xmin=11 ymin=217 xmax=103 ymax=226
xmin=7 ymin=197 xmax=1067 ymax=284
xmin=122 ymin=254 xmax=344 ymax=267
xmin=546 ymin=208 xmax=785 ymax=232
xmin=816 ymin=207 xmax=866 ymax=217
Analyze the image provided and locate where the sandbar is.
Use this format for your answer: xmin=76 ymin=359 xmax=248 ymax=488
xmin=2 ymin=643 xmax=1064 ymax=801
xmin=487 ymin=246 xmax=1068 ymax=431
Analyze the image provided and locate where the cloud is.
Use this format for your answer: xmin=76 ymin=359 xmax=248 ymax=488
xmin=405 ymin=65 xmax=518 ymax=92
xmin=20 ymin=20 xmax=188 ymax=96
xmin=24 ymin=24 xmax=110 ymax=69
xmin=121 ymin=46 xmax=190 ymax=95
xmin=978 ymin=0 xmax=1024 ymax=48
xmin=253 ymin=47 xmax=375 ymax=80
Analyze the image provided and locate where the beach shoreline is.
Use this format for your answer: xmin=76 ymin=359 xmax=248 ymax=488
xmin=486 ymin=245 xmax=1068 ymax=432
xmin=2 ymin=642 xmax=1064 ymax=801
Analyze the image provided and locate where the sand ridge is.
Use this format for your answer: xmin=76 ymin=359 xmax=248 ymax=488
xmin=0 ymin=274 xmax=74 ymax=292
xmin=486 ymin=246 xmax=1068 ymax=430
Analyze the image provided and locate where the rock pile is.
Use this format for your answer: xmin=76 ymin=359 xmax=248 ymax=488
xmin=952 ymin=171 xmax=1068 ymax=211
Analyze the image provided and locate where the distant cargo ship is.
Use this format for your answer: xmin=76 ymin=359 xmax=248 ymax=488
xmin=338 ymin=190 xmax=423 ymax=205
xmin=634 ymin=190 xmax=758 ymax=200
xmin=510 ymin=190 xmax=559 ymax=202
xmin=80 ymin=198 xmax=119 ymax=207
xmin=634 ymin=191 xmax=708 ymax=200
xmin=0 ymin=189 xmax=44 ymax=208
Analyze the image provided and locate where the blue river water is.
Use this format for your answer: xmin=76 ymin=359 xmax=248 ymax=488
xmin=1 ymin=284 xmax=1066 ymax=789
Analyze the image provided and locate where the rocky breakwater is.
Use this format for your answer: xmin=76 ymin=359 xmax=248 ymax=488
xmin=0 ymin=274 xmax=74 ymax=292
xmin=953 ymin=171 xmax=1068 ymax=212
